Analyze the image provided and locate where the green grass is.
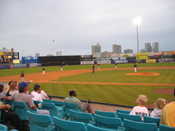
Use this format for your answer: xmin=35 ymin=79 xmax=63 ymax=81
xmin=33 ymin=83 xmax=174 ymax=106
xmin=1 ymin=63 xmax=175 ymax=106
xmin=0 ymin=62 xmax=175 ymax=77
xmin=59 ymin=69 xmax=175 ymax=84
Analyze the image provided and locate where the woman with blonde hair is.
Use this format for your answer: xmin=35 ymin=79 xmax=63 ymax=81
xmin=150 ymin=98 xmax=166 ymax=118
xmin=130 ymin=94 xmax=149 ymax=117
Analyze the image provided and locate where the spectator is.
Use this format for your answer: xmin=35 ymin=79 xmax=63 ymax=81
xmin=6 ymin=81 xmax=18 ymax=97
xmin=161 ymin=101 xmax=175 ymax=127
xmin=150 ymin=98 xmax=166 ymax=118
xmin=14 ymin=82 xmax=36 ymax=110
xmin=64 ymin=90 xmax=92 ymax=113
xmin=0 ymin=84 xmax=21 ymax=130
xmin=31 ymin=84 xmax=49 ymax=102
xmin=130 ymin=94 xmax=149 ymax=117
xmin=0 ymin=84 xmax=6 ymax=99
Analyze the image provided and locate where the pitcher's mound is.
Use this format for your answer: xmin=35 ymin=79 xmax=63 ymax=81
xmin=126 ymin=72 xmax=160 ymax=76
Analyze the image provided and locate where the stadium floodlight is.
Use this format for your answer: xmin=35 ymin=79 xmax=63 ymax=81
xmin=133 ymin=16 xmax=142 ymax=53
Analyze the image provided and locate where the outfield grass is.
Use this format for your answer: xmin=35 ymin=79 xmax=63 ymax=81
xmin=0 ymin=62 xmax=175 ymax=77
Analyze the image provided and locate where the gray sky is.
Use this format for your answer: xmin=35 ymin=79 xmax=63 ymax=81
xmin=0 ymin=0 xmax=175 ymax=56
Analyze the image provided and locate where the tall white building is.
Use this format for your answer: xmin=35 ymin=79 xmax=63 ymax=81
xmin=91 ymin=43 xmax=101 ymax=57
xmin=152 ymin=42 xmax=159 ymax=52
xmin=145 ymin=42 xmax=152 ymax=52
xmin=112 ymin=44 xmax=122 ymax=54
xmin=56 ymin=51 xmax=62 ymax=56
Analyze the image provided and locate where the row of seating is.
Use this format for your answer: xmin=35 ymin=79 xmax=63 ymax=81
xmin=11 ymin=100 xmax=175 ymax=131
xmin=27 ymin=111 xmax=175 ymax=131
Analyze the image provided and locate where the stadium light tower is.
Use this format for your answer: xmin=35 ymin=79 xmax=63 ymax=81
xmin=133 ymin=16 xmax=142 ymax=53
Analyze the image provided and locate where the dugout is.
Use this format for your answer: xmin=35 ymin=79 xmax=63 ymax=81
xmin=38 ymin=55 xmax=81 ymax=66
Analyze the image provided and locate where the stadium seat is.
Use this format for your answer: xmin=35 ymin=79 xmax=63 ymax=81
xmin=123 ymin=119 xmax=157 ymax=131
xmin=86 ymin=124 xmax=115 ymax=131
xmin=41 ymin=102 xmax=64 ymax=118
xmin=43 ymin=99 xmax=65 ymax=107
xmin=144 ymin=116 xmax=160 ymax=126
xmin=93 ymin=114 xmax=122 ymax=130
xmin=68 ymin=109 xmax=94 ymax=123
xmin=116 ymin=109 xmax=130 ymax=115
xmin=159 ymin=124 xmax=175 ymax=131
xmin=12 ymin=101 xmax=33 ymax=120
xmin=118 ymin=113 xmax=142 ymax=122
xmin=63 ymin=102 xmax=81 ymax=119
xmin=27 ymin=111 xmax=55 ymax=131
xmin=95 ymin=110 xmax=116 ymax=117
xmin=53 ymin=116 xmax=86 ymax=131
xmin=0 ymin=124 xmax=8 ymax=131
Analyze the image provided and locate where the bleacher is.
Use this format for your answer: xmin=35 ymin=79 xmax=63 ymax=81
xmin=1 ymin=99 xmax=174 ymax=131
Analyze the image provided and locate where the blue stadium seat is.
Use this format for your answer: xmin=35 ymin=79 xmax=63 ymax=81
xmin=41 ymin=102 xmax=64 ymax=118
xmin=12 ymin=101 xmax=34 ymax=120
xmin=144 ymin=116 xmax=160 ymax=126
xmin=64 ymin=102 xmax=81 ymax=119
xmin=68 ymin=109 xmax=94 ymax=123
xmin=43 ymin=99 xmax=65 ymax=107
xmin=27 ymin=111 xmax=55 ymax=131
xmin=159 ymin=124 xmax=175 ymax=131
xmin=123 ymin=119 xmax=157 ymax=131
xmin=86 ymin=124 xmax=115 ymax=131
xmin=118 ymin=113 xmax=142 ymax=122
xmin=0 ymin=124 xmax=8 ymax=131
xmin=93 ymin=114 xmax=122 ymax=130
xmin=53 ymin=116 xmax=86 ymax=131
xmin=95 ymin=110 xmax=116 ymax=117
xmin=116 ymin=109 xmax=130 ymax=115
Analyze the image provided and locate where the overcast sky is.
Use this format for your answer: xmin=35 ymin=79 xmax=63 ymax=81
xmin=0 ymin=0 xmax=175 ymax=56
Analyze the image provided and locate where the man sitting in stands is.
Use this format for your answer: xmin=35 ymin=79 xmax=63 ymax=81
xmin=64 ymin=90 xmax=93 ymax=113
xmin=31 ymin=84 xmax=49 ymax=102
xmin=14 ymin=82 xmax=37 ymax=110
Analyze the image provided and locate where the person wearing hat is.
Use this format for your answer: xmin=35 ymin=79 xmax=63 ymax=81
xmin=31 ymin=84 xmax=49 ymax=102
xmin=14 ymin=82 xmax=37 ymax=110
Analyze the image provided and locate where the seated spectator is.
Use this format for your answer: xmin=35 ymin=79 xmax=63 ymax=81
xmin=31 ymin=84 xmax=43 ymax=102
xmin=7 ymin=81 xmax=18 ymax=96
xmin=130 ymin=94 xmax=149 ymax=117
xmin=14 ymin=82 xmax=37 ymax=110
xmin=0 ymin=84 xmax=6 ymax=99
xmin=150 ymin=98 xmax=166 ymax=118
xmin=0 ymin=84 xmax=21 ymax=130
xmin=161 ymin=101 xmax=175 ymax=127
xmin=64 ymin=90 xmax=92 ymax=113
xmin=31 ymin=84 xmax=49 ymax=102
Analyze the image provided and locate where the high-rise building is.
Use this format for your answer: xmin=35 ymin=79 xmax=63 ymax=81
xmin=56 ymin=51 xmax=62 ymax=56
xmin=35 ymin=53 xmax=40 ymax=57
xmin=124 ymin=49 xmax=133 ymax=54
xmin=112 ymin=44 xmax=122 ymax=54
xmin=91 ymin=43 xmax=101 ymax=57
xmin=152 ymin=42 xmax=159 ymax=52
xmin=145 ymin=42 xmax=152 ymax=52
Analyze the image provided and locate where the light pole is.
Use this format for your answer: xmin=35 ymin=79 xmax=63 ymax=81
xmin=133 ymin=16 xmax=142 ymax=53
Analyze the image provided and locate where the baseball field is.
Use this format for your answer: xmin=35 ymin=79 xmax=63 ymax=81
xmin=0 ymin=63 xmax=175 ymax=106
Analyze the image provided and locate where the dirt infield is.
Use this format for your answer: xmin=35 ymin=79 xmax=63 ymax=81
xmin=0 ymin=66 xmax=175 ymax=87
xmin=126 ymin=72 xmax=160 ymax=76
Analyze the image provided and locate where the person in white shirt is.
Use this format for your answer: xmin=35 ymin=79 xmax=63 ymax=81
xmin=130 ymin=94 xmax=149 ymax=117
xmin=31 ymin=84 xmax=49 ymax=102
xmin=150 ymin=98 xmax=166 ymax=118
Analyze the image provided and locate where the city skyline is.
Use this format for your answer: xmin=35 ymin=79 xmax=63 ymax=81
xmin=0 ymin=0 xmax=175 ymax=56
